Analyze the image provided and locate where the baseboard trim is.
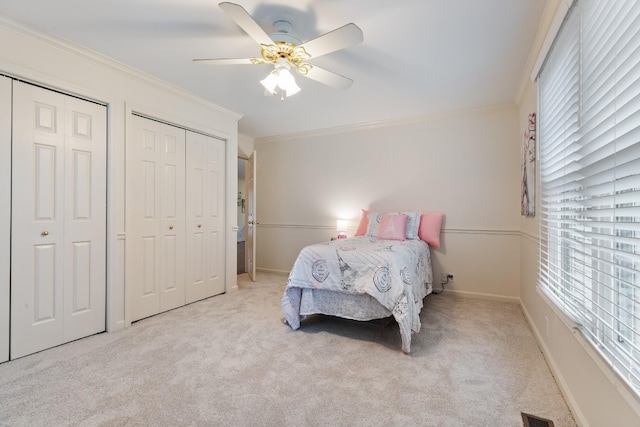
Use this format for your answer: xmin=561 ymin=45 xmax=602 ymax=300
xmin=520 ymin=301 xmax=587 ymax=427
xmin=256 ymin=268 xmax=289 ymax=276
xmin=443 ymin=289 xmax=520 ymax=304
xmin=525 ymin=289 xmax=640 ymax=424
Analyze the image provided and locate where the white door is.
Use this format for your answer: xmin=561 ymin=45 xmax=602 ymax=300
xmin=185 ymin=131 xmax=225 ymax=303
xmin=158 ymin=123 xmax=186 ymax=312
xmin=11 ymin=81 xmax=106 ymax=359
xmin=0 ymin=76 xmax=11 ymax=363
xmin=129 ymin=116 xmax=185 ymax=321
xmin=185 ymin=132 xmax=207 ymax=303
xmin=204 ymin=133 xmax=225 ymax=297
xmin=246 ymin=151 xmax=257 ymax=281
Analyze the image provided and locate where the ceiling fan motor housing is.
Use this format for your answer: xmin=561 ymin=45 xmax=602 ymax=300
xmin=270 ymin=20 xmax=301 ymax=45
xmin=261 ymin=20 xmax=312 ymax=76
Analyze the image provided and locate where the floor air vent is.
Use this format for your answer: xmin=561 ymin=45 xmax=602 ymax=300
xmin=521 ymin=412 xmax=555 ymax=427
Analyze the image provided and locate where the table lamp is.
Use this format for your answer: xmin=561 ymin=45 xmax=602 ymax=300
xmin=337 ymin=219 xmax=348 ymax=239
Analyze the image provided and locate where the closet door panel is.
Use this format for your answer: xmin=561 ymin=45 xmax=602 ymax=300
xmin=186 ymin=132 xmax=225 ymax=301
xmin=185 ymin=134 xmax=207 ymax=303
xmin=11 ymin=83 xmax=67 ymax=358
xmin=206 ymin=137 xmax=225 ymax=297
xmin=158 ymin=124 xmax=185 ymax=312
xmin=0 ymin=76 xmax=10 ymax=363
xmin=63 ymin=96 xmax=106 ymax=342
xmin=130 ymin=117 xmax=185 ymax=319
xmin=130 ymin=117 xmax=162 ymax=320
xmin=11 ymin=82 xmax=106 ymax=359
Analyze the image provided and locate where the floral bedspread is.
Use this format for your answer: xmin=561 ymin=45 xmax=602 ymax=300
xmin=281 ymin=236 xmax=432 ymax=353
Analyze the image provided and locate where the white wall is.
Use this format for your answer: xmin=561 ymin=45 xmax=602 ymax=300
xmin=238 ymin=133 xmax=255 ymax=159
xmin=0 ymin=18 xmax=241 ymax=332
xmin=255 ymin=105 xmax=522 ymax=300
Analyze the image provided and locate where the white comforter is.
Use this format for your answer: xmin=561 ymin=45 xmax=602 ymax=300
xmin=281 ymin=237 xmax=432 ymax=353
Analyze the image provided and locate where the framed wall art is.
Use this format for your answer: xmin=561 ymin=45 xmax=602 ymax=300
xmin=521 ymin=112 xmax=536 ymax=217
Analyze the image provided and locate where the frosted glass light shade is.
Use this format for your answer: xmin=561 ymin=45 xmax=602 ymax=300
xmin=260 ymin=71 xmax=278 ymax=94
xmin=277 ymin=68 xmax=300 ymax=96
xmin=260 ymin=61 xmax=301 ymax=98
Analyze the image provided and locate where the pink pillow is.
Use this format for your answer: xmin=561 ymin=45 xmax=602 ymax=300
xmin=376 ymin=214 xmax=408 ymax=241
xmin=418 ymin=213 xmax=444 ymax=248
xmin=354 ymin=209 xmax=370 ymax=236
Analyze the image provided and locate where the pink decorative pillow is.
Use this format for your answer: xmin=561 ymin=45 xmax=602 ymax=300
xmin=376 ymin=214 xmax=408 ymax=241
xmin=418 ymin=213 xmax=444 ymax=248
xmin=354 ymin=209 xmax=370 ymax=236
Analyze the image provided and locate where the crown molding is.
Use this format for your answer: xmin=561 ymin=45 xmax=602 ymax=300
xmin=0 ymin=16 xmax=243 ymax=121
xmin=255 ymin=102 xmax=517 ymax=144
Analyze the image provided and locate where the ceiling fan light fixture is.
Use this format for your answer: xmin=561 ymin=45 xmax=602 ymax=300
xmin=277 ymin=68 xmax=301 ymax=96
xmin=260 ymin=70 xmax=279 ymax=95
xmin=260 ymin=58 xmax=301 ymax=98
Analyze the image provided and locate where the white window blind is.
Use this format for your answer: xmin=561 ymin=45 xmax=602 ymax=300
xmin=538 ymin=0 xmax=640 ymax=397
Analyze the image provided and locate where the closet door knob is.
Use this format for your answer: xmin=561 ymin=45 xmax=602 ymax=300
xmin=41 ymin=231 xmax=49 ymax=236
xmin=197 ymin=224 xmax=202 ymax=228
xmin=169 ymin=225 xmax=174 ymax=230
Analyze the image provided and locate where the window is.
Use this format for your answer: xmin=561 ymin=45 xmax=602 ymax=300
xmin=538 ymin=0 xmax=640 ymax=397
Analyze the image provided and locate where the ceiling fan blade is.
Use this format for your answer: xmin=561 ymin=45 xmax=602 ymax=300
xmin=219 ymin=2 xmax=274 ymax=47
xmin=304 ymin=66 xmax=353 ymax=90
xmin=193 ymin=58 xmax=262 ymax=65
xmin=298 ymin=23 xmax=363 ymax=59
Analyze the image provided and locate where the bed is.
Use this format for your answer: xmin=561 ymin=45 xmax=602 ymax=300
xmin=281 ymin=210 xmax=439 ymax=353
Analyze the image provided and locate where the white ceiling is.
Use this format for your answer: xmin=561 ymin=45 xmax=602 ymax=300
xmin=0 ymin=0 xmax=547 ymax=139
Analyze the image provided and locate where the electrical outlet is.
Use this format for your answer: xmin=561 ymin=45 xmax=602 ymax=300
xmin=441 ymin=273 xmax=455 ymax=283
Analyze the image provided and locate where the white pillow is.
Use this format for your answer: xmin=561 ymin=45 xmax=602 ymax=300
xmin=365 ymin=212 xmax=381 ymax=237
xmin=401 ymin=211 xmax=421 ymax=240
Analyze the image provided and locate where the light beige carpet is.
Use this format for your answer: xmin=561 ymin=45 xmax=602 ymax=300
xmin=0 ymin=273 xmax=575 ymax=426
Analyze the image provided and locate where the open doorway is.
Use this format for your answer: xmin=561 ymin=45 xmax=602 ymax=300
xmin=238 ymin=151 xmax=256 ymax=281
xmin=237 ymin=158 xmax=247 ymax=275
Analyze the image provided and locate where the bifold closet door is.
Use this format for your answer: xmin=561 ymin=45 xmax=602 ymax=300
xmin=0 ymin=76 xmax=11 ymax=363
xmin=11 ymin=81 xmax=107 ymax=359
xmin=130 ymin=115 xmax=186 ymax=321
xmin=185 ymin=131 xmax=226 ymax=303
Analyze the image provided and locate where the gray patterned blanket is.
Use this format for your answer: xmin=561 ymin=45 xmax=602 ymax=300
xmin=281 ymin=237 xmax=432 ymax=353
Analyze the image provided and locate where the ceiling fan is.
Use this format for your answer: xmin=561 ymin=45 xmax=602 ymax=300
xmin=193 ymin=2 xmax=364 ymax=99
